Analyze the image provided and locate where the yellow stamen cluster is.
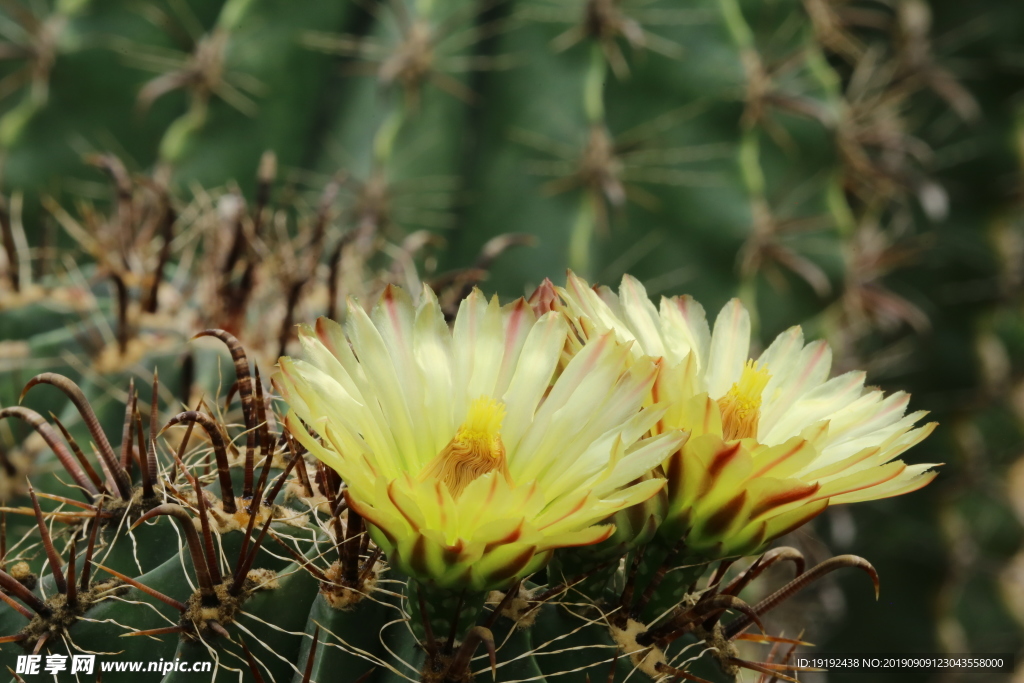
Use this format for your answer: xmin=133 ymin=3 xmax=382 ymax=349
xmin=420 ymin=397 xmax=511 ymax=498
xmin=717 ymin=360 xmax=771 ymax=441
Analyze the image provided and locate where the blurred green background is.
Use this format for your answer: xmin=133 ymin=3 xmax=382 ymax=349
xmin=0 ymin=0 xmax=1022 ymax=681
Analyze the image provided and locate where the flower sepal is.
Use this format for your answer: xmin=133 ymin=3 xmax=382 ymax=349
xmin=660 ymin=431 xmax=830 ymax=560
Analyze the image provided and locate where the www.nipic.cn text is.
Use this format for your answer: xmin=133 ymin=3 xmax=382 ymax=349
xmin=14 ymin=654 xmax=213 ymax=675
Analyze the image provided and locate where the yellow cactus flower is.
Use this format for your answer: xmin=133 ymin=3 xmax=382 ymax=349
xmin=559 ymin=272 xmax=940 ymax=559
xmin=275 ymin=284 xmax=685 ymax=591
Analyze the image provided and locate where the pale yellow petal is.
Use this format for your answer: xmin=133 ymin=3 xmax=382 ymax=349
xmin=759 ymin=340 xmax=833 ymax=438
xmin=829 ymin=463 xmax=939 ymax=504
xmin=413 ymin=286 xmax=456 ymax=456
xmin=512 ymin=332 xmax=631 ymax=481
xmin=591 ymin=431 xmax=684 ymax=497
xmin=502 ymin=311 xmax=567 ymax=454
xmin=347 ymin=299 xmax=422 ymax=469
xmin=762 ymin=370 xmax=865 ymax=445
xmin=494 ymin=297 xmax=538 ymax=398
xmin=619 ymin=274 xmax=666 ymax=357
xmin=705 ymin=299 xmax=751 ymax=398
xmin=659 ymin=294 xmax=711 ymax=370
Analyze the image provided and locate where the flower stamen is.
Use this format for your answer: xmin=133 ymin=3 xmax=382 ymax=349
xmin=718 ymin=361 xmax=771 ymax=441
xmin=421 ymin=397 xmax=511 ymax=498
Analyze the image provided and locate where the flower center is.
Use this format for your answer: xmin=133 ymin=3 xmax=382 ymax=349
xmin=421 ymin=396 xmax=511 ymax=498
xmin=717 ymin=360 xmax=771 ymax=441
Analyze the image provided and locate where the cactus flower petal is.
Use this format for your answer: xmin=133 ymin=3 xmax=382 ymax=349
xmin=276 ymin=283 xmax=685 ymax=590
xmin=560 ymin=272 xmax=940 ymax=560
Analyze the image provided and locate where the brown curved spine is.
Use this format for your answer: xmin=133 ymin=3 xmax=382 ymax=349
xmin=0 ymin=407 xmax=98 ymax=496
xmin=162 ymin=411 xmax=237 ymax=513
xmin=20 ymin=373 xmax=130 ymax=498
